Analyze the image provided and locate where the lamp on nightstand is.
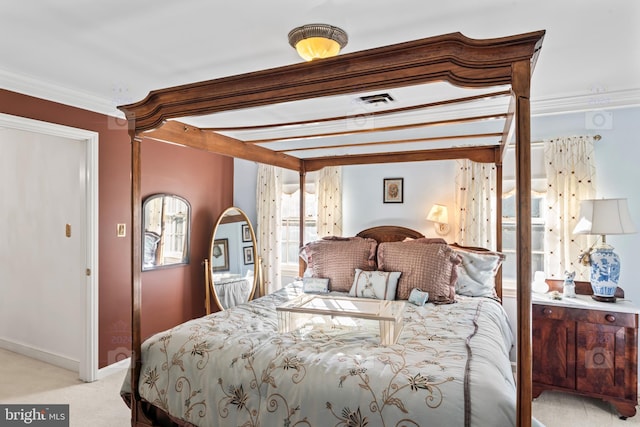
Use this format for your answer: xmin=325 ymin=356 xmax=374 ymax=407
xmin=573 ymin=198 xmax=636 ymax=302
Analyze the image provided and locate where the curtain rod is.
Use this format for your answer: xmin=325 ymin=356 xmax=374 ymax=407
xmin=509 ymin=134 xmax=601 ymax=147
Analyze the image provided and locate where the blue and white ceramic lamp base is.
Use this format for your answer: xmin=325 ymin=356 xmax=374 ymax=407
xmin=589 ymin=244 xmax=620 ymax=299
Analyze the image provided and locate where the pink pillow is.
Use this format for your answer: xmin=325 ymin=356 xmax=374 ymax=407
xmin=377 ymin=239 xmax=461 ymax=303
xmin=301 ymin=237 xmax=377 ymax=292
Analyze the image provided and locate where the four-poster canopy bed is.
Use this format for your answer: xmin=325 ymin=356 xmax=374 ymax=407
xmin=119 ymin=30 xmax=545 ymax=426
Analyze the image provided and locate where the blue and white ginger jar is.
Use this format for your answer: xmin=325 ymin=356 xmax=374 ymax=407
xmin=589 ymin=245 xmax=620 ymax=297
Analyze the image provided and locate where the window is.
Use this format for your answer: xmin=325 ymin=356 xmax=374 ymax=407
xmin=501 ymin=192 xmax=546 ymax=285
xmin=281 ymin=189 xmax=318 ymax=266
xmin=164 ymin=210 xmax=188 ymax=260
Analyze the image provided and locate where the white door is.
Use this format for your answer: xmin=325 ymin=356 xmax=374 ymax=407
xmin=0 ymin=114 xmax=98 ymax=381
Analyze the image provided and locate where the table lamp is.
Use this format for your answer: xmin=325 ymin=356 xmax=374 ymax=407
xmin=573 ymin=198 xmax=636 ymax=302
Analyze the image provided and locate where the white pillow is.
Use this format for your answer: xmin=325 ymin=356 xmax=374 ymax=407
xmin=453 ymin=247 xmax=504 ymax=298
xmin=349 ymin=269 xmax=401 ymax=300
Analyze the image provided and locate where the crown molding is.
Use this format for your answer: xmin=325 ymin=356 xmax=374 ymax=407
xmin=0 ymin=68 xmax=123 ymax=118
xmin=1 ymin=66 xmax=638 ymax=120
xmin=531 ymin=88 xmax=640 ymax=116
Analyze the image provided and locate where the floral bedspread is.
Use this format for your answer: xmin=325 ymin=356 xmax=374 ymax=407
xmin=122 ymin=282 xmax=542 ymax=427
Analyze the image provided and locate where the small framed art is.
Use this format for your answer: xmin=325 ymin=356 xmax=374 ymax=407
xmin=242 ymin=224 xmax=251 ymax=242
xmin=211 ymin=238 xmax=229 ymax=271
xmin=243 ymin=246 xmax=254 ymax=264
xmin=383 ymin=178 xmax=403 ymax=203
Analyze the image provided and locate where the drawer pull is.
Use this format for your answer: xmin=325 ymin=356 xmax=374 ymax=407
xmin=543 ymin=308 xmax=553 ymax=316
xmin=605 ymin=314 xmax=616 ymax=323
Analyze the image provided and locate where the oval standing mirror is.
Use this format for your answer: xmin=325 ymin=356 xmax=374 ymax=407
xmin=142 ymin=194 xmax=191 ymax=271
xmin=205 ymin=207 xmax=258 ymax=312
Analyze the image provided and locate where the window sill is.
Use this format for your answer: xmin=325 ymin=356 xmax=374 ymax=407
xmin=501 ymin=281 xmax=541 ymax=299
xmin=281 ymin=264 xmax=301 ymax=279
xmin=502 ymin=287 xmax=517 ymax=299
xmin=502 ymin=280 xmax=517 ymax=298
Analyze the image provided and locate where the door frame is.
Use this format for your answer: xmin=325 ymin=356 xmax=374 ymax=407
xmin=0 ymin=113 xmax=98 ymax=382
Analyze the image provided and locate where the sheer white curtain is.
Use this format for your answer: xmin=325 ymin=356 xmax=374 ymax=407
xmin=544 ymin=135 xmax=597 ymax=280
xmin=454 ymin=159 xmax=498 ymax=249
xmin=256 ymin=164 xmax=282 ymax=294
xmin=316 ymin=166 xmax=343 ymax=237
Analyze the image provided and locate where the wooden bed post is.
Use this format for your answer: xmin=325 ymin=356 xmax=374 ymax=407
xmin=495 ymin=162 xmax=503 ymax=301
xmin=130 ymin=133 xmax=142 ymax=424
xmin=130 ymin=134 xmax=154 ymax=426
xmin=298 ymin=169 xmax=306 ymax=277
xmin=513 ymin=60 xmax=533 ymax=427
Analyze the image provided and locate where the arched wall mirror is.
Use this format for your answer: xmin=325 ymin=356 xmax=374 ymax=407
xmin=205 ymin=207 xmax=259 ymax=312
xmin=142 ymin=194 xmax=191 ymax=271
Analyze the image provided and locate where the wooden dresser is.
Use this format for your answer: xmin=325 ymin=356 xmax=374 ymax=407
xmin=532 ymin=289 xmax=638 ymax=418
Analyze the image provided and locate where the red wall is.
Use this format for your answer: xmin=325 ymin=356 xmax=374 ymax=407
xmin=0 ymin=89 xmax=233 ymax=368
xmin=139 ymin=139 xmax=233 ymax=339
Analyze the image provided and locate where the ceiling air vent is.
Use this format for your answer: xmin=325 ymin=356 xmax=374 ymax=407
xmin=358 ymin=93 xmax=395 ymax=105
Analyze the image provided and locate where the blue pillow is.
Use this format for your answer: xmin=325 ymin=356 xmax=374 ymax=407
xmin=302 ymin=277 xmax=329 ymax=294
xmin=408 ymin=288 xmax=429 ymax=306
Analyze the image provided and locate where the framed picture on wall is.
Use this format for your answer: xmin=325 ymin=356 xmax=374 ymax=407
xmin=243 ymin=246 xmax=254 ymax=265
xmin=211 ymin=238 xmax=229 ymax=271
xmin=383 ymin=178 xmax=403 ymax=203
xmin=242 ymin=224 xmax=251 ymax=242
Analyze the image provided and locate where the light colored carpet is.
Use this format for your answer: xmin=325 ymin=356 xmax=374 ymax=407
xmin=0 ymin=348 xmax=637 ymax=426
xmin=0 ymin=348 xmax=129 ymax=426
xmin=533 ymin=389 xmax=639 ymax=427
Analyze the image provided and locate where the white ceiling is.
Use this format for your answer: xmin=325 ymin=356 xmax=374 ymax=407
xmin=1 ymin=0 xmax=638 ymax=119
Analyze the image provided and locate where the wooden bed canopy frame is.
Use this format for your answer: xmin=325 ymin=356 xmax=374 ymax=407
xmin=120 ymin=30 xmax=545 ymax=427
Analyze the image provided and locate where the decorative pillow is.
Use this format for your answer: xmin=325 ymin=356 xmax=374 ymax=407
xmin=451 ymin=244 xmax=505 ymax=298
xmin=377 ymin=240 xmax=461 ymax=303
xmin=348 ymin=269 xmax=401 ymax=300
xmin=300 ymin=236 xmax=377 ymax=292
xmin=408 ymin=288 xmax=429 ymax=306
xmin=302 ymin=277 xmax=329 ymax=294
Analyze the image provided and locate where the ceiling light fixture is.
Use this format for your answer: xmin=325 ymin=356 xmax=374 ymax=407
xmin=288 ymin=24 xmax=348 ymax=62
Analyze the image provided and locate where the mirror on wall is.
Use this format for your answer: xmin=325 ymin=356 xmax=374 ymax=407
xmin=205 ymin=207 xmax=259 ymax=312
xmin=142 ymin=194 xmax=191 ymax=271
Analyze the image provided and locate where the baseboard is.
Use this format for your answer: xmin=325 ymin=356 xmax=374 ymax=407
xmin=98 ymin=357 xmax=130 ymax=380
xmin=0 ymin=338 xmax=79 ymax=373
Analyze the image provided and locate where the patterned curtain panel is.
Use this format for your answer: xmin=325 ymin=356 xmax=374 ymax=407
xmin=544 ymin=135 xmax=596 ymax=280
xmin=256 ymin=164 xmax=282 ymax=294
xmin=316 ymin=166 xmax=343 ymax=237
xmin=455 ymin=159 xmax=497 ymax=249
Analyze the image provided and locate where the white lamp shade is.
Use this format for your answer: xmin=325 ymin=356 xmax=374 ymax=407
xmin=427 ymin=204 xmax=449 ymax=224
xmin=572 ymin=198 xmax=636 ymax=235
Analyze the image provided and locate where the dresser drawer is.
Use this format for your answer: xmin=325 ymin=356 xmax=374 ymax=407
xmin=533 ymin=303 xmax=637 ymax=328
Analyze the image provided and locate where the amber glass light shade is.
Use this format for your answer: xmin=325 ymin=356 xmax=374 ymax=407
xmin=288 ymin=24 xmax=348 ymax=62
